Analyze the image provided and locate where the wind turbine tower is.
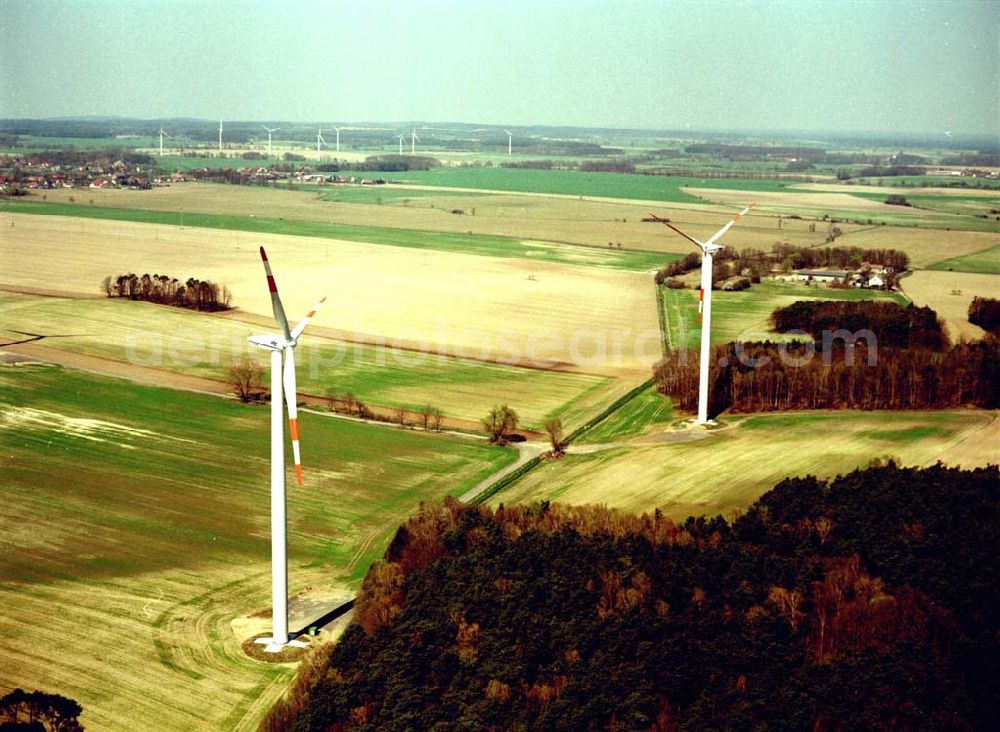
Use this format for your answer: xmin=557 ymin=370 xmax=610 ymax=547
xmin=248 ymin=248 xmax=326 ymax=652
xmin=504 ymin=129 xmax=512 ymax=156
xmin=411 ymin=128 xmax=419 ymax=154
xmin=262 ymin=126 xmax=281 ymax=156
xmin=219 ymin=119 xmax=224 ymax=152
xmin=397 ymin=134 xmax=404 ymax=155
xmin=650 ymin=204 xmax=755 ymax=424
xmin=333 ymin=125 xmax=340 ymax=153
xmin=316 ymin=127 xmax=327 ymax=154
xmin=158 ymin=126 xmax=168 ymax=156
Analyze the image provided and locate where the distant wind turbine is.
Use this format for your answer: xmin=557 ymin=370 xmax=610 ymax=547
xmin=397 ymin=134 xmax=404 ymax=155
xmin=262 ymin=126 xmax=281 ymax=156
xmin=649 ymin=203 xmax=756 ymax=424
xmin=333 ymin=124 xmax=340 ymax=152
xmin=411 ymin=128 xmax=419 ymax=154
xmin=316 ymin=127 xmax=327 ymax=154
xmin=504 ymin=129 xmax=512 ymax=156
xmin=249 ymin=247 xmax=326 ymax=652
xmin=218 ymin=119 xmax=224 ymax=152
xmin=158 ymin=126 xmax=170 ymax=156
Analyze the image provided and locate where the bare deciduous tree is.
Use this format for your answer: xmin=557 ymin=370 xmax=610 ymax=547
xmin=229 ymin=357 xmax=264 ymax=403
xmin=429 ymin=407 xmax=444 ymax=432
xmin=482 ymin=404 xmax=519 ymax=445
xmin=544 ymin=417 xmax=565 ymax=455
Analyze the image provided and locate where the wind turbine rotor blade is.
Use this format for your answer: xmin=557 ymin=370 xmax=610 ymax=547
xmin=259 ymin=247 xmax=292 ymax=341
xmin=705 ymin=203 xmax=757 ymax=246
xmin=282 ymin=347 xmax=303 ymax=486
xmin=290 ymin=296 xmax=327 ymax=341
xmin=648 ymin=213 xmax=705 ymax=250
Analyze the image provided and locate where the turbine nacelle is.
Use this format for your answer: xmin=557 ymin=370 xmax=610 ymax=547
xmin=248 ymin=334 xmax=294 ymax=351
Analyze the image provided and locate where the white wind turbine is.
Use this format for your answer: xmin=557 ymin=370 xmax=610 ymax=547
xmin=411 ymin=128 xmax=419 ymax=154
xmin=262 ymin=126 xmax=281 ymax=156
xmin=332 ymin=124 xmax=341 ymax=152
xmin=158 ymin=126 xmax=169 ymax=156
xmin=316 ymin=127 xmax=327 ymax=154
xmin=218 ymin=119 xmax=224 ymax=152
xmin=248 ymin=247 xmax=326 ymax=652
xmin=397 ymin=134 xmax=405 ymax=155
xmin=504 ymin=129 xmax=512 ymax=155
xmin=650 ymin=204 xmax=755 ymax=424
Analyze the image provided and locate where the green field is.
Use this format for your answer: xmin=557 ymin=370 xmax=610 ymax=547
xmin=490 ymin=410 xmax=999 ymax=519
xmin=372 ymin=167 xmax=806 ymax=203
xmin=0 ymin=365 xmax=516 ymax=730
xmin=574 ymin=385 xmax=674 ymax=444
xmin=1 ymin=198 xmax=672 ymax=271
xmin=661 ymin=279 xmax=908 ymax=349
xmin=0 ymin=292 xmax=615 ymax=429
xmin=927 ymin=243 xmax=1000 ymax=274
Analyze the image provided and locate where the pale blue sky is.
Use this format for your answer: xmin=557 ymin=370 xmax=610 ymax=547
xmin=1 ymin=0 xmax=997 ymax=134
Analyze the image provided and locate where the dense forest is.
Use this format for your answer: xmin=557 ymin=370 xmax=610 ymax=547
xmin=654 ymin=338 xmax=1000 ymax=414
xmin=101 ymin=273 xmax=231 ymax=311
xmin=969 ymin=297 xmax=1000 ymax=336
xmin=769 ymin=300 xmax=945 ymax=350
xmin=655 ymin=299 xmax=999 ymax=414
xmin=262 ymin=464 xmax=1000 ymax=730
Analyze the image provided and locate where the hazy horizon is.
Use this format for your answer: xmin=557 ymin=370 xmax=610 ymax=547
xmin=1 ymin=0 xmax=997 ymax=137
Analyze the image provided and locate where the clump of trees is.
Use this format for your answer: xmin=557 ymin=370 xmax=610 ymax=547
xmin=101 ymin=273 xmax=232 ymax=312
xmin=228 ymin=358 xmax=264 ymax=403
xmin=770 ymin=300 xmax=946 ymax=349
xmin=654 ymin=244 xmax=909 ymax=289
xmin=655 ymin=299 xmax=1000 ymax=416
xmin=262 ymin=463 xmax=1000 ymax=730
xmin=481 ymin=404 xmax=519 ymax=445
xmin=969 ymin=296 xmax=1000 ymax=335
xmin=0 ymin=688 xmax=84 ymax=731
xmin=884 ymin=194 xmax=911 ymax=206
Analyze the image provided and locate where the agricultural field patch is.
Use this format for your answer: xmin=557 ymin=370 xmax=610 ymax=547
xmin=491 ymin=410 xmax=999 ymax=518
xmin=660 ymin=279 xmax=906 ymax=350
xmin=901 ymin=270 xmax=1000 ymax=341
xmin=0 ymin=212 xmax=662 ymax=378
xmin=927 ymin=243 xmax=1000 ymax=274
xmin=835 ymin=225 xmax=1000 ymax=268
xmin=369 ymin=167 xmax=799 ymax=203
xmin=574 ymin=385 xmax=674 ymax=444
xmin=0 ymin=292 xmax=613 ymax=429
xmin=0 ymin=366 xmax=515 ymax=729
xmin=1 ymin=198 xmax=666 ymax=272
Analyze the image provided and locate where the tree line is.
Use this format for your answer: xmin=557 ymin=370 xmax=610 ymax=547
xmin=101 ymin=273 xmax=232 ymax=311
xmin=969 ymin=297 xmax=1000 ymax=335
xmin=654 ymin=337 xmax=1000 ymax=414
xmin=261 ymin=463 xmax=1000 ymax=730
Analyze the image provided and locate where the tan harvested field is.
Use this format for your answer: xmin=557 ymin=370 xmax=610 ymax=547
xmin=901 ymin=270 xmax=999 ymax=341
xmin=491 ymin=410 xmax=1000 ymax=520
xmin=0 ymin=211 xmax=659 ymax=377
xmin=794 ymin=182 xmax=1000 ymax=198
xmin=33 ymin=183 xmax=839 ymax=255
xmin=686 ymin=186 xmax=928 ymax=216
xmin=836 ymin=226 xmax=1000 ymax=267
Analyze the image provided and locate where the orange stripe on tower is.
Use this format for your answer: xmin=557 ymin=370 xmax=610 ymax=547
xmin=295 ymin=464 xmax=303 ymax=486
xmin=289 ymin=418 xmax=300 ymax=441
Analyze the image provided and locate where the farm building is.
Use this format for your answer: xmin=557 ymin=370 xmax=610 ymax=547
xmin=794 ymin=269 xmax=847 ymax=283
